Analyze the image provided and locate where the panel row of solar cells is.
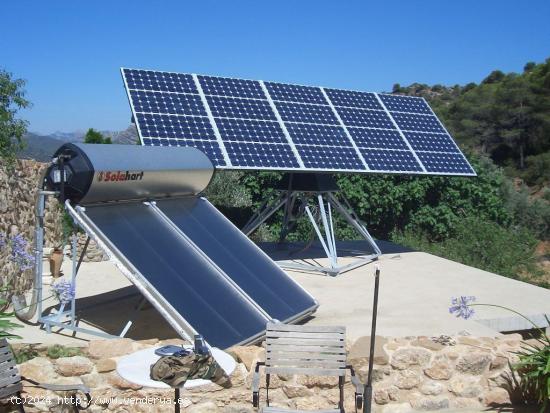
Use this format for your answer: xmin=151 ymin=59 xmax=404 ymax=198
xmin=122 ymin=68 xmax=475 ymax=176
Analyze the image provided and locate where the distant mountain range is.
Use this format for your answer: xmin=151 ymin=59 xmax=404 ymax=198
xmin=17 ymin=125 xmax=139 ymax=162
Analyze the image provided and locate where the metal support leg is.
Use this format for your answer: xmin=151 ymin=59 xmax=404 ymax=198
xmin=242 ymin=192 xmax=287 ymax=235
xmin=245 ymin=186 xmax=381 ymax=275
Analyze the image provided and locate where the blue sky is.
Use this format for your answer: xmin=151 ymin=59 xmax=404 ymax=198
xmin=3 ymin=0 xmax=550 ymax=134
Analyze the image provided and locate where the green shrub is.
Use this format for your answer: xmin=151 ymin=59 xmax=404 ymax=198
xmin=392 ymin=216 xmax=539 ymax=280
xmin=14 ymin=345 xmax=39 ymax=363
xmin=46 ymin=344 xmax=82 ymax=359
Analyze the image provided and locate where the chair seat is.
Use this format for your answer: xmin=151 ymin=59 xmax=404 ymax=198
xmin=261 ymin=407 xmax=340 ymax=413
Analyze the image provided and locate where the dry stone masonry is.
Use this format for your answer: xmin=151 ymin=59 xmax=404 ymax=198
xmin=4 ymin=334 xmax=538 ymax=412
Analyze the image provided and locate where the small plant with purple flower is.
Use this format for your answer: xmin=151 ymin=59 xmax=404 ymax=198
xmin=51 ymin=279 xmax=76 ymax=305
xmin=449 ymin=296 xmax=550 ymax=411
xmin=1 ymin=233 xmax=35 ymax=272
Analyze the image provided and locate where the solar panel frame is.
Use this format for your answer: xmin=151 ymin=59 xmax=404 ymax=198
xmin=122 ymin=68 xmax=476 ymax=176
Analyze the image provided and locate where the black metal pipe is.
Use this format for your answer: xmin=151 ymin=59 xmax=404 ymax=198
xmin=364 ymin=265 xmax=380 ymax=413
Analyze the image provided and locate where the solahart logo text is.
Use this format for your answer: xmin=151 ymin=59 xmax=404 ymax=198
xmin=97 ymin=171 xmax=144 ymax=182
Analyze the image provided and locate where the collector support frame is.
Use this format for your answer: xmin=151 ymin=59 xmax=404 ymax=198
xmin=35 ymin=190 xmax=143 ymax=339
xmin=242 ymin=174 xmax=381 ymax=276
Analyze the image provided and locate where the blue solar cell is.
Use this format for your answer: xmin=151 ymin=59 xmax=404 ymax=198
xmin=337 ymin=107 xmax=394 ymax=129
xmin=379 ymin=94 xmax=431 ymax=114
xmin=136 ymin=113 xmax=216 ymax=140
xmin=296 ymin=145 xmax=364 ymax=170
xmin=206 ymin=95 xmax=276 ymax=121
xmin=417 ymin=152 xmax=474 ymax=174
xmin=265 ymin=82 xmax=326 ymax=104
xmin=285 ymin=123 xmax=349 ymax=146
xmin=360 ymin=149 xmax=423 ymax=172
xmin=275 ymin=102 xmax=338 ymax=125
xmin=392 ymin=113 xmax=446 ymax=133
xmin=215 ymin=118 xmax=287 ymax=144
xmin=404 ymin=132 xmax=460 ymax=153
xmin=130 ymin=90 xmax=206 ymax=117
xmin=198 ymin=75 xmax=265 ymax=99
xmin=225 ymin=142 xmax=300 ymax=168
xmin=123 ymin=69 xmax=197 ymax=94
xmin=325 ymin=89 xmax=382 ymax=110
xmin=124 ymin=69 xmax=476 ymax=175
xmin=348 ymin=128 xmax=408 ymax=150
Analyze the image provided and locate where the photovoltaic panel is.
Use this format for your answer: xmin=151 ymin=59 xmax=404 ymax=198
xmin=265 ymin=82 xmax=327 ymax=104
xmin=122 ymin=68 xmax=476 ymax=176
xmin=274 ymin=101 xmax=339 ymax=125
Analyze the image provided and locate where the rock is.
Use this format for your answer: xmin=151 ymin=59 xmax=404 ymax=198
xmin=187 ymin=401 xmax=220 ymax=413
xmin=409 ymin=396 xmax=450 ymax=410
xmin=411 ymin=338 xmax=444 ymax=352
xmin=448 ymin=376 xmax=483 ymax=398
xmin=374 ymin=386 xmax=399 ymax=405
xmin=108 ymin=372 xmax=142 ymax=390
xmin=294 ymin=395 xmax=329 ymax=410
xmin=80 ymin=373 xmax=106 ymax=388
xmin=96 ymin=358 xmax=116 ymax=373
xmin=282 ymin=384 xmax=314 ymax=398
xmin=490 ymin=353 xmax=509 ymax=370
xmin=19 ymin=357 xmax=58 ymax=382
xmin=453 ymin=397 xmax=483 ymax=409
xmin=297 ymin=375 xmax=338 ymax=389
xmin=349 ymin=336 xmax=389 ymax=365
xmin=380 ymin=403 xmax=412 ymax=413
xmin=419 ymin=381 xmax=444 ymax=396
xmin=457 ymin=336 xmax=483 ymax=347
xmin=221 ymin=404 xmax=254 ymax=413
xmin=227 ymin=345 xmax=265 ymax=371
xmin=424 ymin=360 xmax=453 ymax=380
xmin=395 ymin=370 xmax=422 ymax=389
xmin=455 ymin=352 xmax=492 ymax=375
xmin=391 ymin=347 xmax=432 ymax=370
xmin=229 ymin=363 xmax=248 ymax=387
xmin=88 ymin=338 xmax=134 ymax=359
xmin=56 ymin=356 xmax=94 ymax=376
xmin=484 ymin=388 xmax=511 ymax=405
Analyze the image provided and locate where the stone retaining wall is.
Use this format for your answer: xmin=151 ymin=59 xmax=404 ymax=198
xmin=0 ymin=160 xmax=63 ymax=293
xmin=6 ymin=334 xmax=538 ymax=412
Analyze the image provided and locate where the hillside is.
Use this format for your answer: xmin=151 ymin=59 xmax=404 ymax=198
xmin=18 ymin=125 xmax=139 ymax=161
xmin=393 ymin=58 xmax=550 ymax=192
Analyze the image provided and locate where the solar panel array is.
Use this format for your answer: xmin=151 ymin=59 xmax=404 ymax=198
xmin=122 ymin=68 xmax=476 ymax=176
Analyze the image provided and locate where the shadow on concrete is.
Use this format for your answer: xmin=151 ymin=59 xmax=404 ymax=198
xmin=257 ymin=239 xmax=414 ymax=261
xmin=41 ymin=286 xmax=177 ymax=341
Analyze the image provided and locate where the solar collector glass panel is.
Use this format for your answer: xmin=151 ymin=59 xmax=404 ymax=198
xmin=156 ymin=197 xmax=317 ymax=322
xmin=83 ymin=202 xmax=268 ymax=348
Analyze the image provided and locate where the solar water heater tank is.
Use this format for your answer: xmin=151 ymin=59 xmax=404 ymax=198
xmin=45 ymin=143 xmax=214 ymax=204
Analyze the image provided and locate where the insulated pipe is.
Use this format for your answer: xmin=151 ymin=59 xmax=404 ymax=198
xmin=12 ymin=167 xmax=54 ymax=321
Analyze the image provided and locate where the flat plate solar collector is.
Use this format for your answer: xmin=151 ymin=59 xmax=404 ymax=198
xmin=122 ymin=68 xmax=476 ymax=176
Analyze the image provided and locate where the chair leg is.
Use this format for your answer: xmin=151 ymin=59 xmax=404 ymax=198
xmin=16 ymin=392 xmax=25 ymax=413
xmin=338 ymin=377 xmax=344 ymax=412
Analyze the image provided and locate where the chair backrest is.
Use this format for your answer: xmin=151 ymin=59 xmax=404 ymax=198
xmin=0 ymin=338 xmax=22 ymax=400
xmin=265 ymin=323 xmax=347 ymax=377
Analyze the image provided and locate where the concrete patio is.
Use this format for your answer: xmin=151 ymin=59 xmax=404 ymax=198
xmin=11 ymin=240 xmax=550 ymax=346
